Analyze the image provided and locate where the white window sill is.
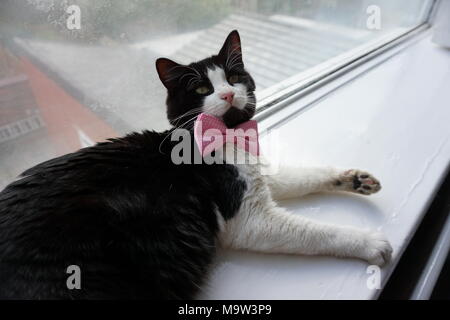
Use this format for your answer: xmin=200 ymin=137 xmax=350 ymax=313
xmin=200 ymin=32 xmax=450 ymax=299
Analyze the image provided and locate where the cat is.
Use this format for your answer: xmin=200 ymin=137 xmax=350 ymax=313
xmin=0 ymin=30 xmax=392 ymax=299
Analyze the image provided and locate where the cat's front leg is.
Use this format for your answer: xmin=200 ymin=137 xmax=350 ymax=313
xmin=266 ymin=166 xmax=381 ymax=200
xmin=221 ymin=201 xmax=392 ymax=266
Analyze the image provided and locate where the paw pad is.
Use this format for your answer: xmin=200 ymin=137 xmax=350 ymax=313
xmin=340 ymin=169 xmax=381 ymax=195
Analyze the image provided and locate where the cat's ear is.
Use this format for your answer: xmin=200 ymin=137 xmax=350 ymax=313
xmin=156 ymin=58 xmax=182 ymax=90
xmin=218 ymin=30 xmax=243 ymax=68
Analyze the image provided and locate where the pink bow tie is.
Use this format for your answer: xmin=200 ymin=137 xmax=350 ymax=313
xmin=193 ymin=113 xmax=260 ymax=157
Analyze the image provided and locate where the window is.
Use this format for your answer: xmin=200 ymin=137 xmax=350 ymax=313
xmin=0 ymin=0 xmax=435 ymax=188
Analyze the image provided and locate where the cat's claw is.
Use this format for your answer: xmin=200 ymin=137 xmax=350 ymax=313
xmin=338 ymin=169 xmax=381 ymax=195
xmin=362 ymin=232 xmax=393 ymax=267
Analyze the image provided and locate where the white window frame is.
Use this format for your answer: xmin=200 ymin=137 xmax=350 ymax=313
xmin=255 ymin=0 xmax=439 ymax=124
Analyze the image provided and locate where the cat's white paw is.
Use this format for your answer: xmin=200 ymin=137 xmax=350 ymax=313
xmin=361 ymin=232 xmax=393 ymax=267
xmin=337 ymin=169 xmax=381 ymax=195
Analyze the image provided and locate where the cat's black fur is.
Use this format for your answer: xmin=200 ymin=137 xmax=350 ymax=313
xmin=0 ymin=30 xmax=255 ymax=299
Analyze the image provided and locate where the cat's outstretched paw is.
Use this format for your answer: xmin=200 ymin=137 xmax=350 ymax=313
xmin=337 ymin=169 xmax=381 ymax=195
xmin=362 ymin=232 xmax=393 ymax=267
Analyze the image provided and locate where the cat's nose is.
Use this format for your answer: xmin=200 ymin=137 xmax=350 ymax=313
xmin=220 ymin=92 xmax=234 ymax=104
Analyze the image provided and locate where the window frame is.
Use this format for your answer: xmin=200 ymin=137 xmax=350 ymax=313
xmin=254 ymin=0 xmax=439 ymax=122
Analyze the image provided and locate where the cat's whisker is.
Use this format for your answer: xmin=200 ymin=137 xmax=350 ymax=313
xmin=179 ymin=114 xmax=201 ymax=129
xmin=184 ymin=65 xmax=202 ymax=79
xmin=166 ymin=65 xmax=202 ymax=84
xmin=179 ymin=72 xmax=200 ymax=83
xmin=225 ymin=45 xmax=242 ymax=69
xmin=158 ymin=112 xmax=204 ymax=154
xmin=172 ymin=107 xmax=203 ymax=125
xmin=207 ymin=103 xmax=228 ymax=115
xmin=172 ymin=107 xmax=202 ymax=119
xmin=233 ymin=94 xmax=249 ymax=100
xmin=227 ymin=54 xmax=243 ymax=70
xmin=187 ymin=77 xmax=200 ymax=89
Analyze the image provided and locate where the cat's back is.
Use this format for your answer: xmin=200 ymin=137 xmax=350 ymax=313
xmin=0 ymin=130 xmax=169 ymax=223
xmin=0 ymin=130 xmax=221 ymax=299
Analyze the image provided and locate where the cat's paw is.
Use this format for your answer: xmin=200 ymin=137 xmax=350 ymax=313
xmin=362 ymin=232 xmax=393 ymax=267
xmin=336 ymin=169 xmax=381 ymax=195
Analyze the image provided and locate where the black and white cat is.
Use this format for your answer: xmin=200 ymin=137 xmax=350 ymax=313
xmin=0 ymin=30 xmax=392 ymax=299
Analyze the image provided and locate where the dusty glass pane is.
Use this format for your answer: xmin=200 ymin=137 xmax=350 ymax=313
xmin=0 ymin=0 xmax=434 ymax=188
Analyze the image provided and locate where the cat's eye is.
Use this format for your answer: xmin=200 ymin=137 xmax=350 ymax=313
xmin=228 ymin=75 xmax=239 ymax=84
xmin=195 ymin=86 xmax=210 ymax=95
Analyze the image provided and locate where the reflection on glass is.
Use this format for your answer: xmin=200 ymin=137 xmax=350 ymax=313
xmin=0 ymin=0 xmax=434 ymax=188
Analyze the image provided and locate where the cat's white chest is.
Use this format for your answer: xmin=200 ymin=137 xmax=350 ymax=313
xmin=217 ymin=143 xmax=272 ymax=242
xmin=222 ymin=142 xmax=262 ymax=190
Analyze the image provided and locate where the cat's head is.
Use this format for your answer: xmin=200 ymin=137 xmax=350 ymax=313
xmin=156 ymin=30 xmax=256 ymax=128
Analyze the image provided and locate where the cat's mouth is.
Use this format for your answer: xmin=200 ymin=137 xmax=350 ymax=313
xmin=205 ymin=104 xmax=239 ymax=119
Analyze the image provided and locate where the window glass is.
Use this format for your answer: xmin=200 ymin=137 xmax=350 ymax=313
xmin=0 ymin=0 xmax=434 ymax=188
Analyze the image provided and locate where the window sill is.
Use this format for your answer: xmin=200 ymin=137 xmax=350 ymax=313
xmin=200 ymin=33 xmax=450 ymax=299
